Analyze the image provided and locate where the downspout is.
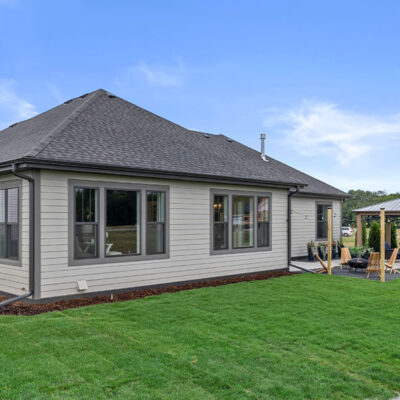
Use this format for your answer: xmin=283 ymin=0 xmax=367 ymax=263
xmin=288 ymin=186 xmax=316 ymax=274
xmin=0 ymin=164 xmax=34 ymax=307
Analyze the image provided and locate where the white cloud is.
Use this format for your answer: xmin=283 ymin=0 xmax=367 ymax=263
xmin=0 ymin=80 xmax=37 ymax=128
xmin=264 ymin=100 xmax=400 ymax=165
xmin=132 ymin=60 xmax=185 ymax=88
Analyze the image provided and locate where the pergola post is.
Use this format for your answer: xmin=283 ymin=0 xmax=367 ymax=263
xmin=385 ymin=220 xmax=391 ymax=248
xmin=327 ymin=207 xmax=332 ymax=275
xmin=356 ymin=214 xmax=363 ymax=247
xmin=380 ymin=208 xmax=385 ymax=283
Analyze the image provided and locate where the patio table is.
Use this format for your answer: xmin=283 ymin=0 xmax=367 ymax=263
xmin=348 ymin=257 xmax=368 ymax=270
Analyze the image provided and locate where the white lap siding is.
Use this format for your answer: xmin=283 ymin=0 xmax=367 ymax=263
xmin=39 ymin=171 xmax=288 ymax=299
xmin=0 ymin=174 xmax=30 ymax=296
xmin=291 ymin=197 xmax=342 ymax=258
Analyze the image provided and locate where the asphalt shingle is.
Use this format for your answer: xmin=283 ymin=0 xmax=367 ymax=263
xmin=0 ymin=89 xmax=348 ymax=198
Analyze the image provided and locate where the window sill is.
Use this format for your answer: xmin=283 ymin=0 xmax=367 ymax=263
xmin=0 ymin=258 xmax=21 ymax=267
xmin=210 ymin=246 xmax=272 ymax=256
xmin=68 ymin=253 xmax=169 ymax=267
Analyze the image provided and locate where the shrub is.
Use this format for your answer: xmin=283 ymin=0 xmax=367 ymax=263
xmin=391 ymin=222 xmax=398 ymax=248
xmin=362 ymin=221 xmax=368 ymax=247
xmin=368 ymin=221 xmax=380 ymax=251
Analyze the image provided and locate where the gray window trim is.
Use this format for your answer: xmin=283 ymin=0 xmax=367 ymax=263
xmin=315 ymin=201 xmax=333 ymax=241
xmin=210 ymin=189 xmax=272 ymax=255
xmin=0 ymin=180 xmax=22 ymax=267
xmin=68 ymin=179 xmax=169 ymax=267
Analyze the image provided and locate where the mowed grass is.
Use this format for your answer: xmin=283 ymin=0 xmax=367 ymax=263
xmin=1 ymin=275 xmax=400 ymax=399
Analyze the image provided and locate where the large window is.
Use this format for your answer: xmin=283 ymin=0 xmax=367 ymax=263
xmin=70 ymin=181 xmax=168 ymax=265
xmin=211 ymin=190 xmax=272 ymax=254
xmin=316 ymin=203 xmax=331 ymax=240
xmin=74 ymin=188 xmax=99 ymax=259
xmin=213 ymin=195 xmax=228 ymax=250
xmin=233 ymin=196 xmax=254 ymax=248
xmin=0 ymin=187 xmax=19 ymax=261
xmin=257 ymin=197 xmax=270 ymax=248
xmin=146 ymin=191 xmax=165 ymax=254
xmin=106 ymin=190 xmax=140 ymax=256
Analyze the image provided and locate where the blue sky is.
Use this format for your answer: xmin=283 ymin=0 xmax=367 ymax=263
xmin=1 ymin=0 xmax=400 ymax=192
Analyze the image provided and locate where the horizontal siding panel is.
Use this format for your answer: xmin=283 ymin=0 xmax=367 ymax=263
xmin=39 ymin=171 xmax=288 ymax=298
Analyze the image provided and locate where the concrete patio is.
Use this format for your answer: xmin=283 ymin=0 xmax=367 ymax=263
xmin=289 ymin=259 xmax=400 ymax=281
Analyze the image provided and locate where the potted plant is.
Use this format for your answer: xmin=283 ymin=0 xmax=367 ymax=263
xmin=317 ymin=242 xmax=327 ymax=260
xmin=332 ymin=240 xmax=338 ymax=259
xmin=307 ymin=241 xmax=315 ymax=261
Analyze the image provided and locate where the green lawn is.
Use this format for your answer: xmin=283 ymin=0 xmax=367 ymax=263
xmin=1 ymin=274 xmax=400 ymax=399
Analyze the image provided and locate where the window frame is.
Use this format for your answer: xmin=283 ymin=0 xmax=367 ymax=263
xmin=315 ymin=201 xmax=333 ymax=241
xmin=74 ymin=187 xmax=100 ymax=260
xmin=0 ymin=180 xmax=22 ymax=267
xmin=68 ymin=180 xmax=169 ymax=267
xmin=146 ymin=191 xmax=166 ymax=255
xmin=210 ymin=189 xmax=272 ymax=255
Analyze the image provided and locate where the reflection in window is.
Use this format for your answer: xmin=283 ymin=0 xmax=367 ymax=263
xmin=106 ymin=190 xmax=140 ymax=256
xmin=146 ymin=192 xmax=165 ymax=255
xmin=213 ymin=195 xmax=228 ymax=250
xmin=0 ymin=188 xmax=19 ymax=260
xmin=317 ymin=204 xmax=330 ymax=239
xmin=257 ymin=197 xmax=270 ymax=247
xmin=232 ymin=196 xmax=254 ymax=248
xmin=74 ymin=188 xmax=99 ymax=259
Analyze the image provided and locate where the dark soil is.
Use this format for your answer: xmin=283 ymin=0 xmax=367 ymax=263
xmin=0 ymin=270 xmax=294 ymax=316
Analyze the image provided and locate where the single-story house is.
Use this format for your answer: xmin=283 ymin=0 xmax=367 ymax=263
xmin=0 ymin=89 xmax=349 ymax=302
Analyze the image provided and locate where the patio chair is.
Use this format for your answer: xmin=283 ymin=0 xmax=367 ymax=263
xmin=366 ymin=252 xmax=381 ymax=279
xmin=340 ymin=247 xmax=351 ymax=270
xmin=385 ymin=248 xmax=399 ymax=274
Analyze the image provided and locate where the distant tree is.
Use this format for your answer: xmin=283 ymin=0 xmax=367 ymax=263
xmin=342 ymin=190 xmax=400 ymax=227
xmin=368 ymin=221 xmax=380 ymax=252
xmin=362 ymin=221 xmax=368 ymax=247
xmin=391 ymin=222 xmax=398 ymax=248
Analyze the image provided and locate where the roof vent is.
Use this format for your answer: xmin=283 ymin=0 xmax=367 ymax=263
xmin=79 ymin=93 xmax=89 ymax=98
xmin=203 ymin=134 xmax=210 ymax=139
xmin=226 ymin=137 xmax=233 ymax=143
xmin=108 ymin=94 xmax=116 ymax=99
xmin=260 ymin=133 xmax=268 ymax=162
xmin=9 ymin=123 xmax=18 ymax=128
xmin=64 ymin=99 xmax=73 ymax=104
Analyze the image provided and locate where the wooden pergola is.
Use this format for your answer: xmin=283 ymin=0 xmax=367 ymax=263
xmin=354 ymin=199 xmax=400 ymax=247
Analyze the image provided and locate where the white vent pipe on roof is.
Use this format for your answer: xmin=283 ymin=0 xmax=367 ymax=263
xmin=260 ymin=133 xmax=267 ymax=161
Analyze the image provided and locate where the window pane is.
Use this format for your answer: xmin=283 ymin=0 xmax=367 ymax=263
xmin=214 ymin=222 xmax=228 ymax=250
xmin=75 ymin=224 xmax=98 ymax=259
xmin=146 ymin=223 xmax=165 ymax=254
xmin=7 ymin=225 xmax=18 ymax=259
xmin=0 ymin=224 xmax=5 ymax=258
xmin=75 ymin=188 xmax=98 ymax=223
xmin=146 ymin=192 xmax=165 ymax=255
xmin=317 ymin=204 xmax=328 ymax=239
xmin=257 ymin=197 xmax=270 ymax=247
xmin=106 ymin=190 xmax=140 ymax=256
xmin=214 ymin=195 xmax=227 ymax=223
xmin=7 ymin=188 xmax=18 ymax=223
xmin=0 ymin=190 xmax=4 ymax=223
xmin=147 ymin=192 xmax=165 ymax=222
xmin=213 ymin=195 xmax=228 ymax=250
xmin=232 ymin=196 xmax=254 ymax=248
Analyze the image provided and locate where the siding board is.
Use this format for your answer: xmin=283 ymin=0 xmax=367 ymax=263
xmin=39 ymin=171 xmax=288 ymax=298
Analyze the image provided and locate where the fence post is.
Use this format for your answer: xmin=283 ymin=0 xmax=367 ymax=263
xmin=328 ymin=207 xmax=332 ymax=275
xmin=380 ymin=208 xmax=385 ymax=283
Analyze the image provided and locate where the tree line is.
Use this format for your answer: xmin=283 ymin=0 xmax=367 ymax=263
xmin=342 ymin=190 xmax=400 ymax=226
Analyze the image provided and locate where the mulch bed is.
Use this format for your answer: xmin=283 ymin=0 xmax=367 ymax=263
xmin=0 ymin=270 xmax=294 ymax=316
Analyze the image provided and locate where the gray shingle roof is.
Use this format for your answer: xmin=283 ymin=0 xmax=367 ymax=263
xmin=354 ymin=198 xmax=400 ymax=213
xmin=0 ymin=89 xmax=349 ymax=198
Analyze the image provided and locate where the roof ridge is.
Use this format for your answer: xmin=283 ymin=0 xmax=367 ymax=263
xmin=25 ymin=90 xmax=103 ymax=158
